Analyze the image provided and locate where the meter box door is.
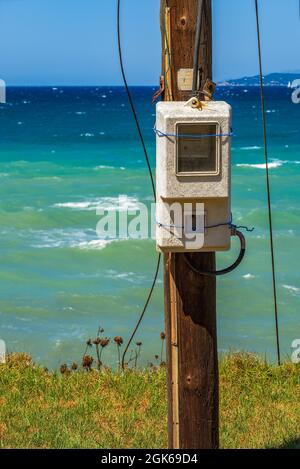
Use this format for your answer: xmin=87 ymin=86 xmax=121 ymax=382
xmin=156 ymin=101 xmax=232 ymax=253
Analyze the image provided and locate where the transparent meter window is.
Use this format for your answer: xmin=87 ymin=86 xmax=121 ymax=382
xmin=176 ymin=122 xmax=220 ymax=176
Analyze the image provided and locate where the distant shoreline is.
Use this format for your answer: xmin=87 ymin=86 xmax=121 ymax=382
xmin=3 ymin=72 xmax=299 ymax=88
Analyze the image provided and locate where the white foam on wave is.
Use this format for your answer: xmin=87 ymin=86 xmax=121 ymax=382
xmin=53 ymin=196 xmax=140 ymax=212
xmin=34 ymin=176 xmax=62 ymax=182
xmin=237 ymin=158 xmax=300 ymax=169
xmin=93 ymin=165 xmax=126 ymax=171
xmin=28 ymin=228 xmax=117 ymax=250
xmin=30 ymin=228 xmax=92 ymax=249
xmin=74 ymin=239 xmax=114 ymax=250
xmin=240 ymin=146 xmax=262 ymax=151
xmin=243 ymin=273 xmax=256 ymax=280
xmin=237 ymin=161 xmax=282 ymax=169
xmin=105 ymin=269 xmax=146 ymax=284
xmin=282 ymin=284 xmax=300 ymax=295
xmin=284 ymin=159 xmax=300 ymax=164
xmin=54 ymin=201 xmax=93 ymax=210
xmin=93 ymin=165 xmax=115 ymax=170
xmin=80 ymin=132 xmax=94 ymax=137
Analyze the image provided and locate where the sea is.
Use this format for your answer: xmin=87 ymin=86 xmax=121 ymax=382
xmin=0 ymin=85 xmax=299 ymax=368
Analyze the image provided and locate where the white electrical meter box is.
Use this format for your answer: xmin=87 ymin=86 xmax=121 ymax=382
xmin=156 ymin=101 xmax=232 ymax=252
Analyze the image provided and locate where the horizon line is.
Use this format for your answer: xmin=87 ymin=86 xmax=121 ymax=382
xmin=3 ymin=71 xmax=299 ymax=88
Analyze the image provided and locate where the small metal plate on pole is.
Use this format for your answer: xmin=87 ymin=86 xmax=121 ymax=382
xmin=177 ymin=68 xmax=194 ymax=91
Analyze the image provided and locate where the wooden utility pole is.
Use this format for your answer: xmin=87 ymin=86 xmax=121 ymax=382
xmin=160 ymin=0 xmax=219 ymax=449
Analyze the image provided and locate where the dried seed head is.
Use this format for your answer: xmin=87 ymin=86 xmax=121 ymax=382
xmin=160 ymin=332 xmax=166 ymax=340
xmin=100 ymin=338 xmax=110 ymax=348
xmin=93 ymin=338 xmax=101 ymax=345
xmin=155 ymin=355 xmax=159 ymax=360
xmin=71 ymin=362 xmax=78 ymax=371
xmin=82 ymin=355 xmax=93 ymax=369
xmin=60 ymin=364 xmax=68 ymax=374
xmin=86 ymin=339 xmax=93 ymax=347
xmin=114 ymin=336 xmax=123 ymax=346
xmin=136 ymin=341 xmax=142 ymax=347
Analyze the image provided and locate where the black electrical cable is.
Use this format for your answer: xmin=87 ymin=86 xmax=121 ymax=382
xmin=183 ymin=229 xmax=246 ymax=277
xmin=117 ymin=0 xmax=156 ymax=201
xmin=192 ymin=0 xmax=205 ymax=94
xmin=254 ymin=0 xmax=281 ymax=366
xmin=117 ymin=0 xmax=161 ymax=369
xmin=121 ymin=255 xmax=161 ymax=370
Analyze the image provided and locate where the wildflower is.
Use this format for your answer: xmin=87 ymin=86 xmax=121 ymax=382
xmin=86 ymin=339 xmax=93 ymax=347
xmin=71 ymin=362 xmax=78 ymax=371
xmin=93 ymin=338 xmax=101 ymax=345
xmin=60 ymin=364 xmax=68 ymax=374
xmin=114 ymin=336 xmax=123 ymax=346
xmin=160 ymin=332 xmax=166 ymax=364
xmin=114 ymin=336 xmax=123 ymax=369
xmin=100 ymin=338 xmax=110 ymax=348
xmin=82 ymin=355 xmax=93 ymax=370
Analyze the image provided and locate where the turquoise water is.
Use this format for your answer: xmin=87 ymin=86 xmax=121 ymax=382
xmin=0 ymin=86 xmax=299 ymax=368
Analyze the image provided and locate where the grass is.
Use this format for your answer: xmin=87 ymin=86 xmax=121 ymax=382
xmin=0 ymin=353 xmax=299 ymax=449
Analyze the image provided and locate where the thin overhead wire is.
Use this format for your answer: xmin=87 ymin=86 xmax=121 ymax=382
xmin=117 ymin=0 xmax=156 ymax=200
xmin=117 ymin=0 xmax=161 ymax=369
xmin=254 ymin=0 xmax=281 ymax=366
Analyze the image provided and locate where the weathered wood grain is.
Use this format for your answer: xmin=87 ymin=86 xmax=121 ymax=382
xmin=160 ymin=0 xmax=219 ymax=449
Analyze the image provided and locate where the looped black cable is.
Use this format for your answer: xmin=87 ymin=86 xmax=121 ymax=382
xmin=183 ymin=229 xmax=246 ymax=277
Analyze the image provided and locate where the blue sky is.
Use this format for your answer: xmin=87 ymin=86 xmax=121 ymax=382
xmin=0 ymin=0 xmax=299 ymax=85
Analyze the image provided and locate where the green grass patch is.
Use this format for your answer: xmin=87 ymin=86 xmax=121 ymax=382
xmin=0 ymin=353 xmax=299 ymax=449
